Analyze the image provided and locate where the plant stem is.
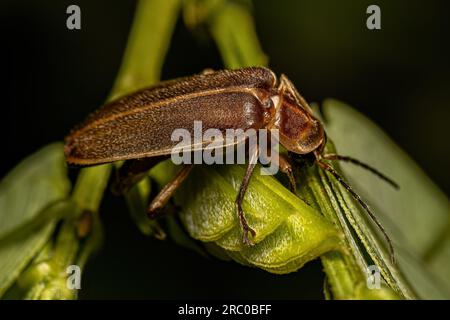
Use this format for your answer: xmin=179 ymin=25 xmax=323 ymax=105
xmin=300 ymin=164 xmax=365 ymax=299
xmin=60 ymin=0 xmax=182 ymax=278
xmin=72 ymin=0 xmax=181 ymax=218
xmin=208 ymin=1 xmax=267 ymax=68
xmin=112 ymin=0 xmax=181 ymax=99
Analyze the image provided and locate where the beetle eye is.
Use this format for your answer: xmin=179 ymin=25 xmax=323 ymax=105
xmin=262 ymin=98 xmax=273 ymax=109
xmin=267 ymin=95 xmax=279 ymax=109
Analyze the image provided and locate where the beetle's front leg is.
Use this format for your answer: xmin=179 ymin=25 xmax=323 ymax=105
xmin=235 ymin=146 xmax=259 ymax=246
xmin=276 ymin=154 xmax=297 ymax=193
xmin=147 ymin=164 xmax=194 ymax=218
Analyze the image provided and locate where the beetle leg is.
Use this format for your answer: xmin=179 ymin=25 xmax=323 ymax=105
xmin=147 ymin=164 xmax=194 ymax=218
xmin=277 ymin=154 xmax=297 ymax=193
xmin=259 ymin=132 xmax=296 ymax=192
xmin=111 ymin=157 xmax=166 ymax=195
xmin=235 ymin=146 xmax=259 ymax=246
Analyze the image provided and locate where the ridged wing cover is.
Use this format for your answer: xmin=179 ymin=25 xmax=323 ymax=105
xmin=65 ymin=67 xmax=277 ymax=165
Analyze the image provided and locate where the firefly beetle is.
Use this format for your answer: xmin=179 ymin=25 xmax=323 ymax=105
xmin=64 ymin=67 xmax=397 ymax=259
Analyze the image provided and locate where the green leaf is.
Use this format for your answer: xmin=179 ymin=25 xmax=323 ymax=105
xmin=0 ymin=143 xmax=71 ymax=296
xmin=0 ymin=223 xmax=56 ymax=299
xmin=0 ymin=143 xmax=70 ymax=238
xmin=172 ymin=164 xmax=343 ymax=273
xmin=322 ymin=99 xmax=450 ymax=299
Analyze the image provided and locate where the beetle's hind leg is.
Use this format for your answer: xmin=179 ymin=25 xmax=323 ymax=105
xmin=113 ymin=159 xmax=193 ymax=219
xmin=111 ymin=157 xmax=166 ymax=195
xmin=147 ymin=164 xmax=194 ymax=218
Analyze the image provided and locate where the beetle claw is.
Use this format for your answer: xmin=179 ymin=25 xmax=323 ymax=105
xmin=241 ymin=223 xmax=257 ymax=246
xmin=236 ymin=201 xmax=256 ymax=246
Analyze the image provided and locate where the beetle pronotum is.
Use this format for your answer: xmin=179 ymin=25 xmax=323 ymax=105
xmin=65 ymin=67 xmax=398 ymax=261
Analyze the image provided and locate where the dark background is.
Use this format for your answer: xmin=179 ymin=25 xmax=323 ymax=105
xmin=0 ymin=0 xmax=448 ymax=299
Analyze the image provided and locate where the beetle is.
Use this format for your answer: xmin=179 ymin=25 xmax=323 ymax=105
xmin=65 ymin=67 xmax=398 ymax=260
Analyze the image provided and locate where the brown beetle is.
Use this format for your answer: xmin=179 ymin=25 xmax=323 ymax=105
xmin=65 ymin=67 xmax=397 ymax=260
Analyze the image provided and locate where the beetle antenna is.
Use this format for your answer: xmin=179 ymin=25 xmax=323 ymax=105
xmin=322 ymin=154 xmax=399 ymax=189
xmin=317 ymin=160 xmax=396 ymax=264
